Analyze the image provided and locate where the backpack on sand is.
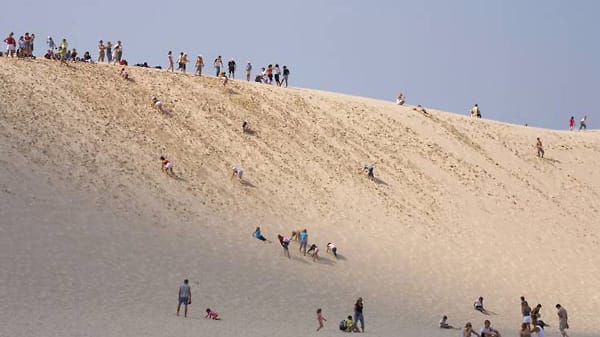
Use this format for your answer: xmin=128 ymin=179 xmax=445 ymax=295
xmin=339 ymin=320 xmax=347 ymax=331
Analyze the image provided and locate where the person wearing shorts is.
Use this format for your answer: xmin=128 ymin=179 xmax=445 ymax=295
xmin=4 ymin=32 xmax=16 ymax=57
xmin=299 ymin=229 xmax=308 ymax=255
xmin=177 ymin=279 xmax=191 ymax=317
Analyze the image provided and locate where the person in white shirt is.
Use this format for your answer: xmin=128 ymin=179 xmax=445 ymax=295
xmin=479 ymin=320 xmax=501 ymax=337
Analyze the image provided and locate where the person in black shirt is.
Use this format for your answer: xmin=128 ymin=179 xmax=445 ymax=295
xmin=228 ymin=58 xmax=236 ymax=79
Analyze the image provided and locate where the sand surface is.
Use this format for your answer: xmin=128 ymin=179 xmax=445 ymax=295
xmin=1 ymin=58 xmax=599 ymax=337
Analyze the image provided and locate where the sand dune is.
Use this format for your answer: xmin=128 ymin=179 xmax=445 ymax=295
xmin=1 ymin=58 xmax=599 ymax=337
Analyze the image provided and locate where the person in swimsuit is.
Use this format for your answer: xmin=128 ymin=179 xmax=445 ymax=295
xmin=463 ymin=322 xmax=480 ymax=337
xmin=316 ymin=308 xmax=327 ymax=331
xmin=520 ymin=323 xmax=531 ymax=337
xmin=98 ymin=40 xmax=105 ymax=62
xmin=167 ymin=51 xmax=174 ymax=72
xmin=479 ymin=319 xmax=501 ymax=337
xmin=536 ymin=138 xmax=544 ymax=158
xmin=119 ymin=67 xmax=129 ymax=80
xmin=195 ymin=55 xmax=204 ymax=76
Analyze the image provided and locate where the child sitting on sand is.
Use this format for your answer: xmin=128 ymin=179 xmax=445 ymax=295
xmin=205 ymin=308 xmax=221 ymax=320
xmin=231 ymin=166 xmax=244 ymax=180
xmin=151 ymin=97 xmax=165 ymax=113
xmin=439 ymin=315 xmax=456 ymax=329
xmin=160 ymin=156 xmax=175 ymax=176
xmin=119 ymin=67 xmax=129 ymax=80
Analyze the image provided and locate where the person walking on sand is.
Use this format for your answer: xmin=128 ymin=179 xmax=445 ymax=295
xmin=245 ymin=61 xmax=252 ymax=81
xmin=522 ymin=301 xmax=532 ymax=326
xmin=299 ymin=229 xmax=308 ymax=256
xmin=530 ymin=318 xmax=545 ymax=337
xmin=536 ymin=138 xmax=544 ymax=158
xmin=569 ymin=116 xmax=575 ymax=131
xmin=555 ymin=304 xmax=569 ymax=337
xmin=167 ymin=51 xmax=174 ymax=72
xmin=252 ymin=226 xmax=271 ymax=243
xmin=282 ymin=65 xmax=290 ymax=87
xmin=579 ymin=115 xmax=587 ymax=130
xmin=326 ymin=242 xmax=338 ymax=258
xmin=316 ymin=308 xmax=327 ymax=331
xmin=354 ymin=297 xmax=365 ymax=333
xmin=177 ymin=52 xmax=186 ymax=73
xmin=307 ymin=244 xmax=319 ymax=261
xmin=177 ymin=279 xmax=191 ymax=317
xmin=274 ymin=64 xmax=281 ymax=86
xmin=214 ymin=55 xmax=223 ymax=76
xmin=277 ymin=234 xmax=291 ymax=258
xmin=195 ymin=55 xmax=204 ymax=76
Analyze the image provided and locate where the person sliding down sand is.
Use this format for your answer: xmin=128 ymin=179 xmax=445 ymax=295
xmin=463 ymin=322 xmax=480 ymax=337
xmin=277 ymin=234 xmax=291 ymax=259
xmin=252 ymin=226 xmax=271 ymax=243
xmin=474 ymin=297 xmax=489 ymax=314
xmin=413 ymin=104 xmax=429 ymax=115
xmin=242 ymin=120 xmax=251 ymax=133
xmin=307 ymin=244 xmax=319 ymax=261
xmin=205 ymin=308 xmax=221 ymax=320
xmin=152 ymin=97 xmax=165 ymax=113
xmin=119 ymin=67 xmax=129 ymax=80
xmin=231 ymin=166 xmax=243 ymax=180
xmin=160 ymin=156 xmax=175 ymax=176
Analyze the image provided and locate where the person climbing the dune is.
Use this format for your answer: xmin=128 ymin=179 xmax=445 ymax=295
xmin=364 ymin=164 xmax=374 ymax=180
xmin=160 ymin=156 xmax=175 ymax=176
xmin=277 ymin=234 xmax=291 ymax=258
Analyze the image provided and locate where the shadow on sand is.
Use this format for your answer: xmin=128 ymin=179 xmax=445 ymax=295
xmin=372 ymin=177 xmax=389 ymax=186
xmin=240 ymin=180 xmax=256 ymax=188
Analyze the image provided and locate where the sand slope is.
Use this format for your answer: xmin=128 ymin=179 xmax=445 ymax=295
xmin=1 ymin=58 xmax=599 ymax=337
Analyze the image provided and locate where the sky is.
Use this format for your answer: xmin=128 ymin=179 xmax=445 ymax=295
xmin=2 ymin=0 xmax=599 ymax=130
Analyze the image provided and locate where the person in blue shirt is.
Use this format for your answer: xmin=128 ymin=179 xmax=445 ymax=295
xmin=299 ymin=229 xmax=308 ymax=256
xmin=253 ymin=226 xmax=271 ymax=243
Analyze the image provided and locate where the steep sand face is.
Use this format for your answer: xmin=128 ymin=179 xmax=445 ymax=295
xmin=1 ymin=58 xmax=599 ymax=337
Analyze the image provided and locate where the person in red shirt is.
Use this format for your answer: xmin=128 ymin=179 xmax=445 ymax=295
xmin=4 ymin=32 xmax=16 ymax=57
xmin=569 ymin=116 xmax=575 ymax=131
xmin=160 ymin=156 xmax=175 ymax=175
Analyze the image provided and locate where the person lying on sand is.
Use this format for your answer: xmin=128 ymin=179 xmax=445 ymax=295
xmin=413 ymin=104 xmax=429 ymax=115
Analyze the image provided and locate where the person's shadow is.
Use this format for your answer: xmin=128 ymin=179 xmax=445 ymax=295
xmin=372 ymin=177 xmax=389 ymax=186
xmin=240 ymin=180 xmax=256 ymax=188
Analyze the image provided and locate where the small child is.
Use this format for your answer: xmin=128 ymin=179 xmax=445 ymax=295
xmin=290 ymin=230 xmax=301 ymax=242
xmin=231 ymin=166 xmax=244 ymax=180
xmin=242 ymin=120 xmax=250 ymax=133
xmin=439 ymin=315 xmax=454 ymax=329
xmin=160 ymin=156 xmax=174 ymax=175
xmin=205 ymin=308 xmax=221 ymax=320
xmin=151 ymin=97 xmax=164 ymax=113
xmin=326 ymin=242 xmax=338 ymax=258
xmin=316 ymin=308 xmax=327 ymax=331
xmin=307 ymin=244 xmax=319 ymax=262
xmin=119 ymin=67 xmax=129 ymax=80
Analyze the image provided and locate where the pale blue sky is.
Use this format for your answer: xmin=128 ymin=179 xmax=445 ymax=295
xmin=3 ymin=0 xmax=598 ymax=129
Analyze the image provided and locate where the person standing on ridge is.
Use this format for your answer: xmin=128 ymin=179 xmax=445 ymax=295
xmin=228 ymin=58 xmax=236 ymax=79
xmin=214 ymin=55 xmax=223 ymax=76
xmin=282 ymin=65 xmax=290 ymax=87
xmin=105 ymin=41 xmax=113 ymax=63
xmin=579 ymin=115 xmax=587 ymax=130
xmin=98 ymin=40 xmax=105 ymax=62
xmin=569 ymin=116 xmax=575 ymax=131
xmin=245 ymin=61 xmax=252 ymax=81
xmin=195 ymin=55 xmax=204 ymax=75
xmin=471 ymin=104 xmax=481 ymax=118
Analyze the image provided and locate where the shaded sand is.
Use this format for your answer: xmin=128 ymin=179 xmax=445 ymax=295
xmin=1 ymin=58 xmax=599 ymax=337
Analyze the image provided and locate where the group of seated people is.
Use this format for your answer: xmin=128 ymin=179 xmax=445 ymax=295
xmin=44 ymin=48 xmax=91 ymax=62
xmin=339 ymin=315 xmax=361 ymax=333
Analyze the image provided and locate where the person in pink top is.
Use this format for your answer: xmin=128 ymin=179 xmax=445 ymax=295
xmin=205 ymin=308 xmax=221 ymax=320
xmin=316 ymin=308 xmax=327 ymax=331
xmin=569 ymin=116 xmax=575 ymax=131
